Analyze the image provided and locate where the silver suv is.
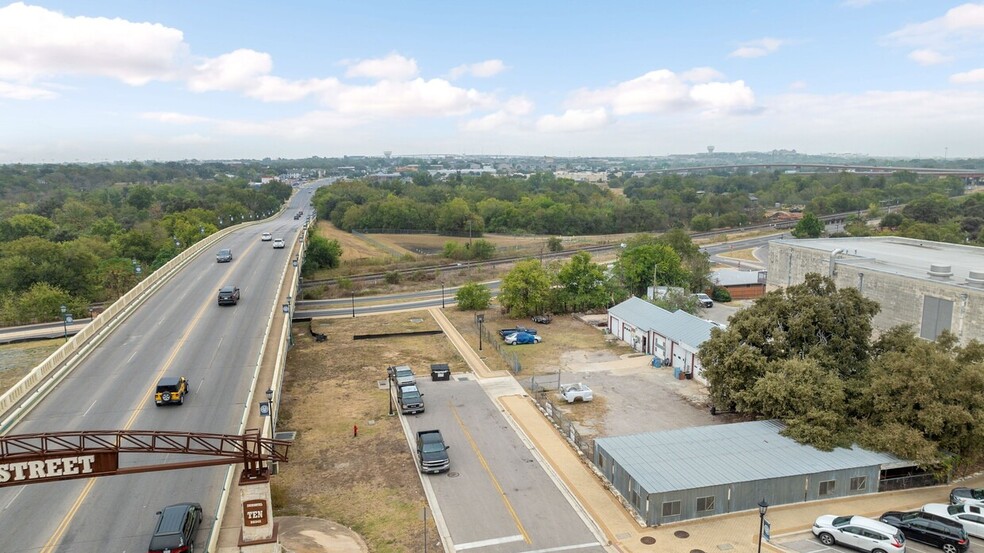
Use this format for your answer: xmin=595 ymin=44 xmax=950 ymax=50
xmin=813 ymin=514 xmax=906 ymax=553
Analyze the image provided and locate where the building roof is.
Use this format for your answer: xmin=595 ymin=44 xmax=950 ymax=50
xmin=595 ymin=420 xmax=903 ymax=494
xmin=608 ymin=296 xmax=716 ymax=347
xmin=712 ymin=268 xmax=766 ymax=286
xmin=777 ymin=236 xmax=984 ymax=290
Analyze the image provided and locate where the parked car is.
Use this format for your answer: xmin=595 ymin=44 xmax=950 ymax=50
xmin=261 ymin=232 xmax=272 ymax=241
xmin=272 ymin=238 xmax=285 ymax=249
xmin=148 ymin=502 xmax=202 ymax=553
xmin=950 ymin=487 xmax=984 ymax=507
xmin=498 ymin=326 xmax=537 ymax=338
xmin=217 ymin=285 xmax=240 ymax=305
xmin=154 ymin=376 xmax=189 ymax=406
xmin=387 ymin=365 xmax=415 ymax=387
xmin=693 ymin=293 xmax=713 ymax=308
xmin=532 ymin=314 xmax=552 ymax=324
xmin=430 ymin=363 xmax=451 ymax=381
xmin=923 ymin=503 xmax=984 ymax=539
xmin=215 ymin=248 xmax=233 ymax=263
xmin=812 ymin=515 xmax=906 ymax=553
xmin=560 ymin=383 xmax=593 ymax=403
xmin=880 ymin=510 xmax=969 ymax=553
xmin=416 ymin=430 xmax=450 ymax=473
xmin=505 ymin=332 xmax=542 ymax=345
xmin=397 ymin=384 xmax=424 ymax=415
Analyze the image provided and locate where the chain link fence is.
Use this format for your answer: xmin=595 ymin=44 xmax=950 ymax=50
xmin=526 ymin=378 xmax=595 ymax=459
xmin=473 ymin=315 xmax=521 ymax=373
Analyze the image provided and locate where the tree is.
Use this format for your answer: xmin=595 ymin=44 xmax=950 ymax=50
xmin=498 ymin=259 xmax=552 ymax=317
xmin=556 ymin=252 xmax=608 ymax=312
xmin=0 ymin=214 xmax=57 ymax=241
xmin=456 ymin=282 xmax=492 ymax=310
xmin=547 ymin=236 xmax=563 ymax=252
xmin=614 ymin=235 xmax=688 ymax=296
xmin=304 ymin=235 xmax=342 ymax=272
xmin=879 ymin=211 xmax=904 ymax=228
xmin=791 ymin=212 xmax=824 ymax=238
xmin=700 ymin=274 xmax=880 ymax=422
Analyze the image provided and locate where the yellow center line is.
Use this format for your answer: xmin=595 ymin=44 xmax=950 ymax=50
xmin=450 ymin=402 xmax=531 ymax=544
xmin=40 ymin=297 xmax=212 ymax=553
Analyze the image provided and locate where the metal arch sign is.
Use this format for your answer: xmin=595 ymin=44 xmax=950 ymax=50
xmin=0 ymin=452 xmax=118 ymax=487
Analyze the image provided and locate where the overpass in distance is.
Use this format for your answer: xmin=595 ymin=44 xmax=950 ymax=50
xmin=645 ymin=163 xmax=984 ymax=179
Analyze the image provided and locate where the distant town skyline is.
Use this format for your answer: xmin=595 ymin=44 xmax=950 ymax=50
xmin=1 ymin=1 xmax=983 ymax=163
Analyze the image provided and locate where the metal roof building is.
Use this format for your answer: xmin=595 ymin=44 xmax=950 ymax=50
xmin=768 ymin=237 xmax=984 ymax=344
xmin=594 ymin=420 xmax=904 ymax=525
xmin=607 ymin=297 xmax=716 ymax=381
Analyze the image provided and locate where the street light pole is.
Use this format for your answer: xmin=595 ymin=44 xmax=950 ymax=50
xmin=60 ymin=305 xmax=68 ymax=340
xmin=757 ymin=498 xmax=769 ymax=553
xmin=441 ymin=284 xmax=445 ymax=309
xmin=351 ymin=292 xmax=356 ymax=318
xmin=266 ymin=388 xmax=275 ymax=436
xmin=477 ymin=313 xmax=484 ymax=351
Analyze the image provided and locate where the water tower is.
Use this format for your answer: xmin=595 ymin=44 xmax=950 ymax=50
xmin=707 ymin=146 xmax=715 ymax=154
xmin=383 ymin=150 xmax=392 ymax=159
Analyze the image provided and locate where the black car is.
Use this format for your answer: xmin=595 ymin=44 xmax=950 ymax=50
xmin=215 ymin=248 xmax=233 ymax=262
xmin=217 ymin=285 xmax=240 ymax=305
xmin=148 ymin=502 xmax=202 ymax=553
xmin=532 ymin=314 xmax=552 ymax=324
xmin=430 ymin=363 xmax=451 ymax=381
xmin=880 ymin=510 xmax=970 ymax=553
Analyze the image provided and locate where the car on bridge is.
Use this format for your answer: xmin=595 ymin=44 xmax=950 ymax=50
xmin=154 ymin=376 xmax=189 ymax=406
xmin=216 ymin=248 xmax=233 ymax=263
xmin=217 ymin=285 xmax=240 ymax=305
xmin=148 ymin=502 xmax=202 ymax=553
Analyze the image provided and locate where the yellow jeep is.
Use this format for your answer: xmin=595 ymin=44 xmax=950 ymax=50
xmin=155 ymin=376 xmax=189 ymax=406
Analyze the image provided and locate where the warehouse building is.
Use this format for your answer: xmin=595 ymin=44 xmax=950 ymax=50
xmin=594 ymin=420 xmax=907 ymax=525
xmin=768 ymin=236 xmax=984 ymax=344
xmin=607 ymin=297 xmax=717 ymax=382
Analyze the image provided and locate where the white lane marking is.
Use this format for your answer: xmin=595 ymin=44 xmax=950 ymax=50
xmin=522 ymin=543 xmax=602 ymax=553
xmin=455 ymin=535 xmax=525 ymax=551
xmin=1 ymin=487 xmax=24 ymax=511
xmin=83 ymin=400 xmax=97 ymax=417
xmin=126 ymin=351 xmax=138 ymax=363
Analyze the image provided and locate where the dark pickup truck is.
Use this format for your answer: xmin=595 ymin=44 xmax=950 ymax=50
xmin=416 ymin=430 xmax=450 ymax=473
xmin=397 ymin=384 xmax=424 ymax=415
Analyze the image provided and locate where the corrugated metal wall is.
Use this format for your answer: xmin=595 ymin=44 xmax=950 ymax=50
xmin=595 ymin=446 xmax=881 ymax=525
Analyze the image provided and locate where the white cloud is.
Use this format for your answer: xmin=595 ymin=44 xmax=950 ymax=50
xmin=728 ymin=38 xmax=784 ymax=58
xmin=187 ymin=49 xmax=272 ymax=92
xmin=951 ymin=68 xmax=984 ymax=83
xmin=462 ymin=96 xmax=533 ymax=131
xmin=139 ymin=112 xmax=212 ymax=125
xmin=0 ymin=80 xmax=58 ymax=100
xmin=0 ymin=2 xmax=186 ymax=85
xmin=680 ymin=67 xmax=725 ymax=83
xmin=344 ymin=53 xmax=418 ymax=81
xmin=689 ymin=81 xmax=757 ymax=115
xmin=536 ymin=108 xmax=611 ymax=132
xmin=328 ymin=78 xmax=495 ymax=117
xmin=449 ymin=59 xmax=507 ymax=79
xmin=789 ymin=80 xmax=808 ymax=90
xmin=908 ymin=49 xmax=952 ymax=65
xmin=886 ymin=3 xmax=984 ymax=47
xmin=566 ymin=68 xmax=756 ymax=117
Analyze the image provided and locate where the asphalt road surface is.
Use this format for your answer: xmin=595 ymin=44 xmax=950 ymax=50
xmin=406 ymin=375 xmax=606 ymax=553
xmin=0 ymin=183 xmax=322 ymax=553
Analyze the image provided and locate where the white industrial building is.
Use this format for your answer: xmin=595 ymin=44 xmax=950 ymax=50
xmin=768 ymin=236 xmax=984 ymax=343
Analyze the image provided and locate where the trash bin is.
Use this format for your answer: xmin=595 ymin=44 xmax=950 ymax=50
xmin=673 ymin=366 xmax=682 ymax=379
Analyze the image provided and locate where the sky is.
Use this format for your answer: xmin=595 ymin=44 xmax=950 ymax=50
xmin=1 ymin=1 xmax=983 ymax=163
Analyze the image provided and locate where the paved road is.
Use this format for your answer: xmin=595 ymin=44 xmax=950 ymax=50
xmin=407 ymin=376 xmax=606 ymax=553
xmin=0 ymin=183 xmax=323 ymax=552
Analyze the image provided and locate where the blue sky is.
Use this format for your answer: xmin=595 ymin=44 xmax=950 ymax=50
xmin=1 ymin=1 xmax=982 ymax=162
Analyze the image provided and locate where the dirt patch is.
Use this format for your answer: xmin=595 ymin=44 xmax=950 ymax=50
xmin=715 ymin=248 xmax=760 ymax=262
xmin=274 ymin=311 xmax=464 ymax=553
xmin=0 ymin=340 xmax=61 ymax=391
xmin=314 ymin=222 xmax=394 ymax=261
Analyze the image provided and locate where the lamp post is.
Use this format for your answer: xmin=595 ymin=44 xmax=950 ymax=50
xmin=266 ymin=388 xmax=275 ymax=434
xmin=351 ymin=292 xmax=356 ymax=318
xmin=476 ymin=313 xmax=484 ymax=351
xmin=60 ymin=305 xmax=68 ymax=340
xmin=757 ymin=498 xmax=769 ymax=553
xmin=441 ymin=284 xmax=445 ymax=309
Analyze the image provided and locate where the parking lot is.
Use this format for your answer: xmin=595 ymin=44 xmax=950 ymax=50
xmin=776 ymin=528 xmax=984 ymax=552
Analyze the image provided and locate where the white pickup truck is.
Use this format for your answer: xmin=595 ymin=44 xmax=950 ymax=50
xmin=559 ymin=383 xmax=593 ymax=403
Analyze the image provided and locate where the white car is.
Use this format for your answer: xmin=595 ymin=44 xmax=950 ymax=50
xmin=923 ymin=503 xmax=984 ymax=539
xmin=812 ymin=515 xmax=906 ymax=553
xmin=272 ymin=238 xmax=285 ymax=249
xmin=260 ymin=232 xmax=272 ymax=241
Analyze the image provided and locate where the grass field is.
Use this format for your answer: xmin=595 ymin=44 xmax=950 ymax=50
xmin=0 ymin=340 xmax=61 ymax=392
